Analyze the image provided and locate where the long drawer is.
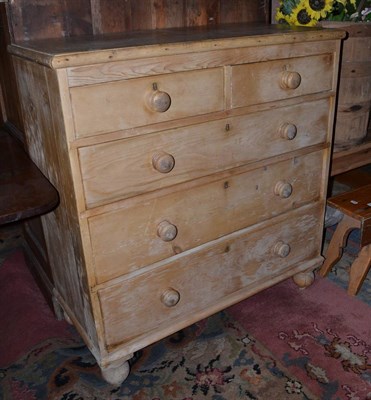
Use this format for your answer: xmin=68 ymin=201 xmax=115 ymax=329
xmin=70 ymin=68 xmax=224 ymax=138
xmin=79 ymin=98 xmax=330 ymax=208
xmin=231 ymin=54 xmax=334 ymax=108
xmin=89 ymin=150 xmax=325 ymax=283
xmin=98 ymin=203 xmax=323 ymax=349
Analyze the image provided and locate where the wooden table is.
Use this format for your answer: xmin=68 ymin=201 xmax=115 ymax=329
xmin=0 ymin=130 xmax=59 ymax=225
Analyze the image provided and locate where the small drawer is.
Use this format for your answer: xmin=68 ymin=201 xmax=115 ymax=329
xmin=98 ymin=203 xmax=323 ymax=348
xmin=70 ymin=68 xmax=224 ymax=138
xmin=89 ymin=150 xmax=325 ymax=284
xmin=231 ymin=54 xmax=334 ymax=108
xmin=79 ymin=98 xmax=330 ymax=208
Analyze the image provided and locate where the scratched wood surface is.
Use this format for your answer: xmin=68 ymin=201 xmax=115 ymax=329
xmin=79 ymin=99 xmax=330 ymax=209
xmin=89 ymin=150 xmax=325 ymax=284
xmin=99 ymin=203 xmax=323 ymax=349
xmin=328 ymin=183 xmax=371 ymax=220
xmin=10 ymin=25 xmax=343 ymax=382
xmin=12 ymin=56 xmax=100 ymax=355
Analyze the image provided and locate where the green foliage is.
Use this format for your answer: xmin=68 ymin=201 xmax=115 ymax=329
xmin=280 ymin=0 xmax=299 ymax=15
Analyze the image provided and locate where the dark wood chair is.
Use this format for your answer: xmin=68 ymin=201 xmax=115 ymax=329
xmin=0 ymin=130 xmax=59 ymax=225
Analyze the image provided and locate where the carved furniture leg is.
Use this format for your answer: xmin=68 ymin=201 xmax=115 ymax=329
xmin=319 ymin=214 xmax=360 ymax=277
xmin=101 ymin=358 xmax=131 ymax=386
xmin=348 ymin=244 xmax=371 ymax=296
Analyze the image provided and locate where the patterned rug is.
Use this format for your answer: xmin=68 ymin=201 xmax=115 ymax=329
xmin=1 ymin=309 xmax=317 ymax=400
xmin=229 ymin=276 xmax=371 ymax=400
xmin=0 ymin=225 xmax=370 ymax=400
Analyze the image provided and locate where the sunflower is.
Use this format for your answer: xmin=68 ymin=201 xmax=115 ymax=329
xmin=330 ymin=0 xmax=346 ymax=17
xmin=276 ymin=0 xmax=371 ymax=24
xmin=290 ymin=2 xmax=318 ymax=25
xmin=275 ymin=9 xmax=292 ymax=24
xmin=304 ymin=0 xmax=334 ymax=19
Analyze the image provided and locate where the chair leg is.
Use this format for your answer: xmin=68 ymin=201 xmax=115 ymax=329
xmin=348 ymin=244 xmax=371 ymax=296
xmin=319 ymin=214 xmax=360 ymax=277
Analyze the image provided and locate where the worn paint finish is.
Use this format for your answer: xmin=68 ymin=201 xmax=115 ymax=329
xmin=11 ymin=25 xmax=342 ymax=382
xmin=12 ymin=57 xmax=100 ymax=355
xmin=99 ymin=203 xmax=323 ymax=350
xmin=70 ymin=68 xmax=224 ymax=137
xmin=89 ymin=150 xmax=325 ymax=283
xmin=79 ymin=99 xmax=330 ymax=208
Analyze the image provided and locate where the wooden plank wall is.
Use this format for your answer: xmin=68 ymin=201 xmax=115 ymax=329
xmin=0 ymin=3 xmax=24 ymax=136
xmin=6 ymin=0 xmax=93 ymax=42
xmin=7 ymin=0 xmax=271 ymax=42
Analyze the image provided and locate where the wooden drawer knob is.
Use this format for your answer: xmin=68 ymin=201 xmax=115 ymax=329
xmin=280 ymin=71 xmax=301 ymax=90
xmin=147 ymin=87 xmax=171 ymax=113
xmin=279 ymin=123 xmax=297 ymax=140
xmin=161 ymin=288 xmax=180 ymax=307
xmin=274 ymin=241 xmax=291 ymax=258
xmin=157 ymin=220 xmax=178 ymax=242
xmin=152 ymin=151 xmax=175 ymax=173
xmin=274 ymin=181 xmax=293 ymax=198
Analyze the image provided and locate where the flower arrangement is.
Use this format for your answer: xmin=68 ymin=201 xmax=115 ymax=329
xmin=275 ymin=0 xmax=371 ymax=26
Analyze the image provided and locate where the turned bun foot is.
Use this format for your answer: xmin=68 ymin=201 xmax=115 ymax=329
xmin=101 ymin=360 xmax=130 ymax=386
xmin=292 ymin=270 xmax=315 ymax=288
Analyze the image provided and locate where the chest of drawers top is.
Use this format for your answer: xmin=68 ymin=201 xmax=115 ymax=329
xmin=10 ymin=23 xmax=344 ymax=68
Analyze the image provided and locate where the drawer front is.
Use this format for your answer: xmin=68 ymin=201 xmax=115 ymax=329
xmin=232 ymin=54 xmax=334 ymax=108
xmin=70 ymin=68 xmax=224 ymax=138
xmin=98 ymin=203 xmax=323 ymax=348
xmin=80 ymin=98 xmax=330 ymax=208
xmin=89 ymin=150 xmax=325 ymax=283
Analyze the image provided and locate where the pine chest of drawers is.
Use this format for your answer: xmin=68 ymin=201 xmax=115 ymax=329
xmin=10 ymin=24 xmax=344 ymax=384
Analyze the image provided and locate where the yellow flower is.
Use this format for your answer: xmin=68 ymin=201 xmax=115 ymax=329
xmin=304 ymin=0 xmax=334 ymax=19
xmin=290 ymin=3 xmax=318 ymax=26
xmin=275 ymin=9 xmax=292 ymax=24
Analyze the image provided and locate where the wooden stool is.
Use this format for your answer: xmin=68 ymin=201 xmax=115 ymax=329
xmin=319 ymin=184 xmax=371 ymax=295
